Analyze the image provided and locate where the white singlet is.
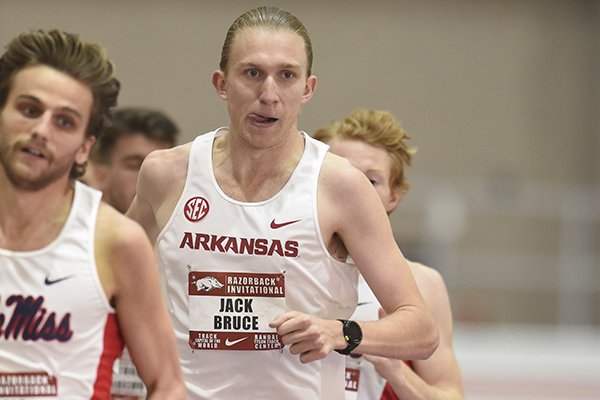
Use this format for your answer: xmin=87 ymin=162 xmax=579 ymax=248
xmin=156 ymin=128 xmax=359 ymax=400
xmin=345 ymin=275 xmax=388 ymax=400
xmin=346 ymin=269 xmax=419 ymax=400
xmin=0 ymin=181 xmax=124 ymax=399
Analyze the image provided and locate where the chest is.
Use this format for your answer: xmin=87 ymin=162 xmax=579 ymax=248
xmin=214 ymin=167 xmax=294 ymax=203
xmin=0 ymin=217 xmax=68 ymax=252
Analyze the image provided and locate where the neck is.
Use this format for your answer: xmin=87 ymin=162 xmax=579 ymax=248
xmin=213 ymin=129 xmax=305 ymax=202
xmin=0 ymin=176 xmax=74 ymax=251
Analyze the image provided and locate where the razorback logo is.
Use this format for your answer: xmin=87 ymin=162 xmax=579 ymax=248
xmin=194 ymin=276 xmax=224 ymax=292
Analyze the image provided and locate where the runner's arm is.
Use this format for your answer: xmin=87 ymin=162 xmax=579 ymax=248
xmin=108 ymin=215 xmax=185 ymax=399
xmin=365 ymin=267 xmax=464 ymax=399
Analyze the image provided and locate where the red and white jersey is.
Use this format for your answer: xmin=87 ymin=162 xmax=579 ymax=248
xmin=345 ymin=275 xmax=405 ymax=400
xmin=110 ymin=348 xmax=145 ymax=398
xmin=345 ymin=274 xmax=387 ymax=400
xmin=0 ymin=181 xmax=124 ymax=399
xmin=156 ymin=128 xmax=359 ymax=400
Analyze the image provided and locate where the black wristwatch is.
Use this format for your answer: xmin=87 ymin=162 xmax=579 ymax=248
xmin=335 ymin=319 xmax=362 ymax=355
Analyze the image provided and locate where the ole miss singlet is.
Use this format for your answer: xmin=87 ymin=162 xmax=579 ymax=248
xmin=156 ymin=128 xmax=359 ymax=400
xmin=0 ymin=181 xmax=124 ymax=399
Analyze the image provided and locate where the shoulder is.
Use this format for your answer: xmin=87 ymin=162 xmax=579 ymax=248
xmin=320 ymin=152 xmax=372 ymax=198
xmin=319 ymin=152 xmax=387 ymax=223
xmin=141 ymin=142 xmax=192 ymax=183
xmin=408 ymin=261 xmax=453 ymax=319
xmin=96 ymin=202 xmax=150 ymax=252
xmin=409 ymin=262 xmax=446 ymax=290
xmin=137 ymin=142 xmax=193 ymax=204
xmin=318 ymin=153 xmax=367 ymax=221
xmin=94 ymin=202 xmax=155 ymax=300
xmin=317 ymin=152 xmax=392 ymax=255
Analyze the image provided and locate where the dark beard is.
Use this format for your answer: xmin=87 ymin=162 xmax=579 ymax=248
xmin=0 ymin=141 xmax=72 ymax=192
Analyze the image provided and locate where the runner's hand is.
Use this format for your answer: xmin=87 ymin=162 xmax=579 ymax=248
xmin=363 ymin=353 xmax=406 ymax=383
xmin=270 ymin=311 xmax=344 ymax=363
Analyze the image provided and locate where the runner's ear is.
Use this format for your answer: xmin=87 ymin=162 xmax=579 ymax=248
xmin=212 ymin=70 xmax=228 ymax=100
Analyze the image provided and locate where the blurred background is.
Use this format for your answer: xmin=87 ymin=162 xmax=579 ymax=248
xmin=2 ymin=0 xmax=598 ymax=398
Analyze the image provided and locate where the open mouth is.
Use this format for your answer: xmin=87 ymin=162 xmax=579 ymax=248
xmin=21 ymin=146 xmax=46 ymax=159
xmin=249 ymin=113 xmax=279 ymax=125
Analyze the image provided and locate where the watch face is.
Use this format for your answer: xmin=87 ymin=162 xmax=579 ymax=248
xmin=345 ymin=320 xmax=363 ymax=345
xmin=336 ymin=320 xmax=363 ymax=355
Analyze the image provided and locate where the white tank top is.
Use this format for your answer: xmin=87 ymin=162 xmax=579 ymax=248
xmin=345 ymin=268 xmax=416 ymax=400
xmin=0 ymin=181 xmax=123 ymax=399
xmin=156 ymin=128 xmax=359 ymax=400
xmin=345 ymin=275 xmax=388 ymax=400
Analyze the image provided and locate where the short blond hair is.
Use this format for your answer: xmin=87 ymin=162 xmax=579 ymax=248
xmin=313 ymin=109 xmax=416 ymax=192
xmin=219 ymin=6 xmax=313 ymax=77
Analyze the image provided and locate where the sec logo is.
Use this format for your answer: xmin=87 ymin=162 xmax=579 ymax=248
xmin=184 ymin=196 xmax=210 ymax=222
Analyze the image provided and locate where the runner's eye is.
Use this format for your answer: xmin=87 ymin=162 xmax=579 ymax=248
xmin=55 ymin=116 xmax=75 ymax=129
xmin=19 ymin=104 xmax=41 ymax=118
xmin=246 ymin=69 xmax=261 ymax=79
xmin=281 ymin=71 xmax=294 ymax=80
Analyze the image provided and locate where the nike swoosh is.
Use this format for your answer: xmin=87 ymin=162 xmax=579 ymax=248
xmin=357 ymin=301 xmax=373 ymax=307
xmin=44 ymin=275 xmax=75 ymax=285
xmin=270 ymin=218 xmax=301 ymax=229
xmin=225 ymin=337 xmax=249 ymax=347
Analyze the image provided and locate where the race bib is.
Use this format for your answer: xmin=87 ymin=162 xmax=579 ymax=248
xmin=0 ymin=372 xmax=58 ymax=397
xmin=188 ymin=271 xmax=284 ymax=351
xmin=344 ymin=367 xmax=360 ymax=400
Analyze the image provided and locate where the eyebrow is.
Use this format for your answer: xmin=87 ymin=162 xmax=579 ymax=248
xmin=17 ymin=94 xmax=84 ymax=121
xmin=238 ymin=61 xmax=301 ymax=70
xmin=365 ymin=167 xmax=386 ymax=176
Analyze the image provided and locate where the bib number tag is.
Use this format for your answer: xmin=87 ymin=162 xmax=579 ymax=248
xmin=188 ymin=271 xmax=285 ymax=351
